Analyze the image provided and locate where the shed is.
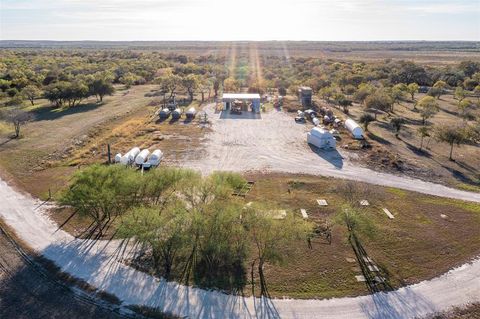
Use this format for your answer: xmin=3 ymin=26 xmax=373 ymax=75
xmin=307 ymin=127 xmax=336 ymax=149
xmin=222 ymin=93 xmax=261 ymax=113
xmin=298 ymin=86 xmax=312 ymax=107
xmin=344 ymin=119 xmax=364 ymax=139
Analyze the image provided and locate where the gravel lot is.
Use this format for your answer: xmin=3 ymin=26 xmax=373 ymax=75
xmin=183 ymin=105 xmax=480 ymax=203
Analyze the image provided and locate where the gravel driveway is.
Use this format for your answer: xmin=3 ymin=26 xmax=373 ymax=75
xmin=183 ymin=105 xmax=480 ymax=203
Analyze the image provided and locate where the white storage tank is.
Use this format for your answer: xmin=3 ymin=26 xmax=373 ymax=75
xmin=307 ymin=127 xmax=336 ymax=149
xmin=186 ymin=107 xmax=196 ymax=119
xmin=172 ymin=108 xmax=182 ymax=119
xmin=114 ymin=153 xmax=122 ymax=163
xmin=135 ymin=149 xmax=150 ymax=165
xmin=127 ymin=147 xmax=141 ymax=163
xmin=344 ymin=119 xmax=364 ymax=139
xmin=312 ymin=117 xmax=320 ymax=126
xmin=147 ymin=149 xmax=163 ymax=166
xmin=160 ymin=108 xmax=171 ymax=119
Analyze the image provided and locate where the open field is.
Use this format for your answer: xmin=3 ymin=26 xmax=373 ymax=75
xmin=2 ymin=40 xmax=480 ymax=63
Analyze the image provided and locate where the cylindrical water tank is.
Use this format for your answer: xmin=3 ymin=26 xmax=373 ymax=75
xmin=148 ymin=149 xmax=163 ymax=166
xmin=312 ymin=117 xmax=320 ymax=126
xmin=114 ymin=153 xmax=122 ymax=163
xmin=127 ymin=147 xmax=140 ymax=162
xmin=160 ymin=108 xmax=171 ymax=118
xmin=135 ymin=149 xmax=150 ymax=165
xmin=186 ymin=107 xmax=196 ymax=119
xmin=172 ymin=108 xmax=182 ymax=119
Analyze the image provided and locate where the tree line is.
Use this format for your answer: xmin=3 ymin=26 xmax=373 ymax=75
xmin=60 ymin=165 xmax=311 ymax=294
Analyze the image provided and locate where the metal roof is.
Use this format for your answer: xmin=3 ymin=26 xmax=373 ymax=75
xmin=222 ymin=93 xmax=261 ymax=100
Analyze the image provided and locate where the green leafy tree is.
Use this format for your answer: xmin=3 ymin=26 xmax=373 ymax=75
xmin=406 ymin=83 xmax=419 ymax=101
xmin=417 ymin=96 xmax=440 ymax=125
xmin=21 ymin=85 xmax=41 ymax=106
xmin=182 ymin=74 xmax=200 ymax=101
xmin=435 ymin=125 xmax=470 ymax=160
xmin=89 ymin=78 xmax=114 ymax=102
xmin=390 ymin=117 xmax=405 ymax=138
xmin=359 ymin=113 xmax=375 ymax=132
xmin=454 ymin=87 xmax=466 ymax=103
xmin=365 ymin=89 xmax=393 ymax=118
xmin=243 ymin=204 xmax=311 ymax=296
xmin=59 ymin=165 xmax=140 ymax=233
xmin=119 ymin=203 xmax=190 ymax=280
xmin=417 ymin=126 xmax=431 ymax=151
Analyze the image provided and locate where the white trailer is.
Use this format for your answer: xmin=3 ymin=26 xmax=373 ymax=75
xmin=345 ymin=119 xmax=364 ymax=139
xmin=307 ymin=127 xmax=336 ymax=149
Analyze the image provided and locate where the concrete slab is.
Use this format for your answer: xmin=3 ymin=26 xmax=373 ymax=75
xmin=317 ymin=199 xmax=328 ymax=206
xmin=300 ymin=209 xmax=308 ymax=219
xmin=383 ymin=208 xmax=395 ymax=219
xmin=346 ymin=257 xmax=356 ymax=263
xmin=355 ymin=275 xmax=366 ymax=282
xmin=360 ymin=200 xmax=369 ymax=206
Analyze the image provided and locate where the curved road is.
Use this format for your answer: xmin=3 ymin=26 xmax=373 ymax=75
xmin=0 ymin=107 xmax=479 ymax=318
xmin=0 ymin=226 xmax=129 ymax=319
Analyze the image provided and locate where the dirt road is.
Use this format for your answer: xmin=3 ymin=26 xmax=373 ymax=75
xmin=182 ymin=105 xmax=480 ymax=203
xmin=1 ymin=173 xmax=479 ymax=319
xmin=0 ymin=226 xmax=129 ymax=319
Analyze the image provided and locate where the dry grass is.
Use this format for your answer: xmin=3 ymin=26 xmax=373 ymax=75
xmin=242 ymin=173 xmax=480 ymax=299
xmin=344 ymin=93 xmax=480 ymax=189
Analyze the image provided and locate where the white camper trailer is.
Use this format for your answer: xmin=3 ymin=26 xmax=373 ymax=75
xmin=307 ymin=127 xmax=336 ymax=149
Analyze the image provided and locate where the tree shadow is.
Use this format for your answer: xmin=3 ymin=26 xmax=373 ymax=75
xmin=403 ymin=140 xmax=432 ymax=158
xmin=366 ymin=132 xmax=392 ymax=146
xmin=32 ymin=102 xmax=104 ymax=122
xmin=308 ymin=144 xmax=344 ymax=169
xmin=219 ymin=111 xmax=262 ymax=120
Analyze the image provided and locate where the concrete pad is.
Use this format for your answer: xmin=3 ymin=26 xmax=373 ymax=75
xmin=360 ymin=200 xmax=369 ymax=206
xmin=441 ymin=214 xmax=448 ymax=219
xmin=383 ymin=208 xmax=395 ymax=219
xmin=346 ymin=257 xmax=356 ymax=263
xmin=300 ymin=209 xmax=308 ymax=219
xmin=317 ymin=199 xmax=328 ymax=206
xmin=355 ymin=275 xmax=366 ymax=282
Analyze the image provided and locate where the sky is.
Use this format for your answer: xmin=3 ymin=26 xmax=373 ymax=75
xmin=1 ymin=0 xmax=479 ymax=41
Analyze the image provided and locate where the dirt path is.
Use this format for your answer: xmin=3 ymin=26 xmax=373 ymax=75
xmin=0 ymin=225 xmax=129 ymax=319
xmin=182 ymin=105 xmax=480 ymax=203
xmin=1 ymin=172 xmax=479 ymax=318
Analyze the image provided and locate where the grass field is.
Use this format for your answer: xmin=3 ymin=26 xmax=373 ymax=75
xmin=242 ymin=173 xmax=480 ymax=299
